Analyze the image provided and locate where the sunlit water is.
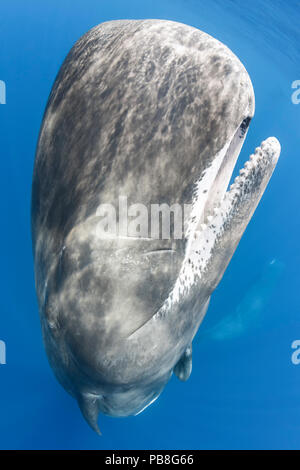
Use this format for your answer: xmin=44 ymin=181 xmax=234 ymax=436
xmin=0 ymin=0 xmax=299 ymax=449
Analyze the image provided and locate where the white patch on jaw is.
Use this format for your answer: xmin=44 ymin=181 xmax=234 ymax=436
xmin=184 ymin=137 xmax=232 ymax=247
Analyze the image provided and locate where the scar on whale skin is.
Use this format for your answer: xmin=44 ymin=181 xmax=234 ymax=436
xmin=31 ymin=19 xmax=280 ymax=434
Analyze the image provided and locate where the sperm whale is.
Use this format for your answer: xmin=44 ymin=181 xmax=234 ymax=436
xmin=31 ymin=19 xmax=280 ymax=433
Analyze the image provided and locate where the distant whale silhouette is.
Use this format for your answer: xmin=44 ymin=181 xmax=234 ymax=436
xmin=31 ymin=19 xmax=280 ymax=433
xmin=200 ymin=259 xmax=284 ymax=342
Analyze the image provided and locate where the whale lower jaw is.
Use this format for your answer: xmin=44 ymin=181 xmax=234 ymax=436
xmin=198 ymin=136 xmax=281 ymax=239
xmin=168 ymin=136 xmax=281 ymax=303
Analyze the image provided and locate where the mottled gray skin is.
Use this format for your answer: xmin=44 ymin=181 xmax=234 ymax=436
xmin=31 ymin=20 xmax=280 ymax=433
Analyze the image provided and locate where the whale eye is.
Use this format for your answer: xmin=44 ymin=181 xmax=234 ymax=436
xmin=240 ymin=117 xmax=251 ymax=137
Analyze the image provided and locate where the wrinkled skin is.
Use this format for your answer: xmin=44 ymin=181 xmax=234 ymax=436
xmin=31 ymin=20 xmax=280 ymax=433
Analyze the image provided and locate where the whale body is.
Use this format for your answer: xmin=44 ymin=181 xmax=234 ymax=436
xmin=31 ymin=19 xmax=280 ymax=433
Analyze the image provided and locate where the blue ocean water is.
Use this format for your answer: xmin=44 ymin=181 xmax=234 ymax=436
xmin=0 ymin=0 xmax=299 ymax=450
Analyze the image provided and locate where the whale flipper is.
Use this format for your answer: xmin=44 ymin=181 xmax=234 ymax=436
xmin=174 ymin=296 xmax=210 ymax=381
xmin=174 ymin=344 xmax=193 ymax=382
xmin=77 ymin=393 xmax=101 ymax=435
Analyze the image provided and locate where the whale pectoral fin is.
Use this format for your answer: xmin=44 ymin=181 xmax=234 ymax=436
xmin=173 ymin=297 xmax=211 ymax=382
xmin=77 ymin=393 xmax=102 ymax=435
xmin=174 ymin=344 xmax=193 ymax=382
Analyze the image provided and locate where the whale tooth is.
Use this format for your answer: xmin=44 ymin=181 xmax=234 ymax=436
xmin=207 ymin=215 xmax=213 ymax=223
xmin=254 ymin=149 xmax=262 ymax=159
xmin=245 ymin=160 xmax=253 ymax=169
xmin=213 ymin=207 xmax=220 ymax=215
xmin=200 ymin=224 xmax=207 ymax=231
xmin=261 ymin=140 xmax=267 ymax=149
